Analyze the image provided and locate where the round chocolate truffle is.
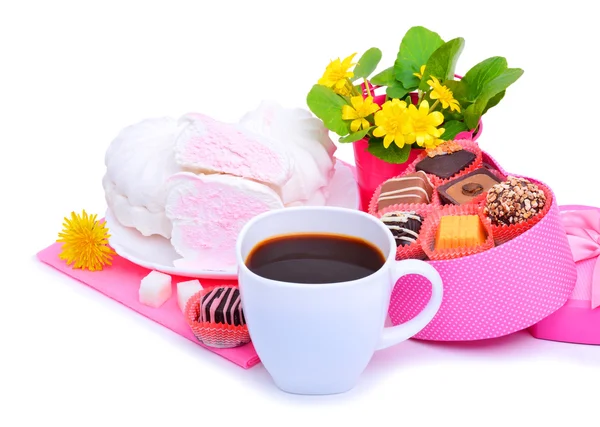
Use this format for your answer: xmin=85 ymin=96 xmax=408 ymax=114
xmin=380 ymin=211 xmax=424 ymax=247
xmin=484 ymin=176 xmax=547 ymax=226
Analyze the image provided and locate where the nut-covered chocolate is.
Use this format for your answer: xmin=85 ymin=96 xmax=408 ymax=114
xmin=425 ymin=140 xmax=463 ymax=157
xmin=484 ymin=176 xmax=547 ymax=226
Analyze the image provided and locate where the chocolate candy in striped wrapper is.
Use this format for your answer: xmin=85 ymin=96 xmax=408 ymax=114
xmin=380 ymin=211 xmax=424 ymax=247
xmin=377 ymin=171 xmax=434 ymax=211
xmin=198 ymin=287 xmax=246 ymax=326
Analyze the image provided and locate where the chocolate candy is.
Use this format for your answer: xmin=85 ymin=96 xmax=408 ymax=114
xmin=416 ymin=149 xmax=476 ymax=179
xmin=435 ymin=215 xmax=486 ymax=250
xmin=425 ymin=140 xmax=463 ymax=157
xmin=437 ymin=168 xmax=501 ymax=205
xmin=484 ymin=176 xmax=547 ymax=226
xmin=377 ymin=171 xmax=433 ymax=210
xmin=380 ymin=211 xmax=423 ymax=247
xmin=199 ymin=287 xmax=246 ymax=326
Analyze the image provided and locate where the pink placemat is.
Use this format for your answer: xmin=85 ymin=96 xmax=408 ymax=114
xmin=37 ymin=242 xmax=260 ymax=369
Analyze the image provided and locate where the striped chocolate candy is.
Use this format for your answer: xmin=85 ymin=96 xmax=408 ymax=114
xmin=380 ymin=211 xmax=424 ymax=247
xmin=377 ymin=171 xmax=434 ymax=210
xmin=198 ymin=286 xmax=246 ymax=326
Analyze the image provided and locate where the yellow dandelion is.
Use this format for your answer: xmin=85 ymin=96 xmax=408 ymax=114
xmin=57 ymin=210 xmax=115 ymax=271
xmin=427 ymin=76 xmax=461 ymax=112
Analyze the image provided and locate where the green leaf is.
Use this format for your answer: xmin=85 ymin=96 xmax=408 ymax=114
xmin=367 ymin=138 xmax=413 ymax=164
xmin=442 ymin=109 xmax=463 ymax=122
xmin=394 ymin=26 xmax=444 ymax=91
xmin=351 ymin=48 xmax=382 ymax=82
xmin=440 ymin=120 xmax=469 ymax=140
xmin=463 ymin=68 xmax=524 ymax=129
xmin=419 ymin=37 xmax=465 ymax=91
xmin=461 ymin=56 xmax=508 ymax=102
xmin=463 ymin=105 xmax=479 ymax=131
xmin=338 ymin=127 xmax=373 ymax=143
xmin=386 ymin=81 xmax=409 ymax=99
xmin=306 ymin=84 xmax=351 ymax=136
xmin=482 ymin=90 xmax=505 ymax=114
xmin=370 ymin=67 xmax=395 ymax=86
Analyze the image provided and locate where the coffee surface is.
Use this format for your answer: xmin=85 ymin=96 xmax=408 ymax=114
xmin=246 ymin=233 xmax=386 ymax=284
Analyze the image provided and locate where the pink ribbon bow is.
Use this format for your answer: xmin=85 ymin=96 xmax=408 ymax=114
xmin=562 ymin=209 xmax=600 ymax=309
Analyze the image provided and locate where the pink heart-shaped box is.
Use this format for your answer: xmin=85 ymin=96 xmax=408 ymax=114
xmin=388 ymin=152 xmax=578 ymax=341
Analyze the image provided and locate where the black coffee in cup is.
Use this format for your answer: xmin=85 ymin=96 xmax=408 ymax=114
xmin=246 ymin=233 xmax=385 ymax=284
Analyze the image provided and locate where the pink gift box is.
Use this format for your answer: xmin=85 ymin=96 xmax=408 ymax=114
xmin=529 ymin=205 xmax=600 ymax=345
xmin=387 ymin=152 xmax=578 ymax=341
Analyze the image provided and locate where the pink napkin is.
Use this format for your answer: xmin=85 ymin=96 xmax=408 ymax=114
xmin=37 ymin=242 xmax=260 ymax=369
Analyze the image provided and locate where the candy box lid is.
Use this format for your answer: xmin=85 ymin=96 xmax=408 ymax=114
xmin=529 ymin=205 xmax=600 ymax=345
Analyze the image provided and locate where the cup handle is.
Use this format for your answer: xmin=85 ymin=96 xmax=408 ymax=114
xmin=376 ymin=259 xmax=443 ymax=350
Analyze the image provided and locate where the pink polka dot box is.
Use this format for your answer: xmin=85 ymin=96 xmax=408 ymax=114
xmin=388 ymin=152 xmax=578 ymax=341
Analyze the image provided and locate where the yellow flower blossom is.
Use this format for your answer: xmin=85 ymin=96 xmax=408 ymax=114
xmin=373 ymin=99 xmax=414 ymax=149
xmin=407 ymin=100 xmax=445 ymax=148
xmin=57 ymin=210 xmax=115 ymax=271
xmin=413 ymin=65 xmax=426 ymax=79
xmin=334 ymin=83 xmax=352 ymax=96
xmin=342 ymin=96 xmax=380 ymax=132
xmin=427 ymin=75 xmax=461 ymax=112
xmin=318 ymin=53 xmax=357 ymax=92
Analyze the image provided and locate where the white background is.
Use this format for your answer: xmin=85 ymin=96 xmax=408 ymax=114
xmin=3 ymin=0 xmax=600 ymax=425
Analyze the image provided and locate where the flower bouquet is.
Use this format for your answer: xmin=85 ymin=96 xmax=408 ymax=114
xmin=306 ymin=26 xmax=523 ymax=208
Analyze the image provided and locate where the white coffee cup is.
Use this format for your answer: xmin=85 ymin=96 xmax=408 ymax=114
xmin=236 ymin=206 xmax=443 ymax=395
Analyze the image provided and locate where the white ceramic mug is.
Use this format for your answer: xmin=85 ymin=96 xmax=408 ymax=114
xmin=236 ymin=206 xmax=443 ymax=395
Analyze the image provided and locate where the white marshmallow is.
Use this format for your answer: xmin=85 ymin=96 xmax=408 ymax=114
xmin=238 ymin=101 xmax=336 ymax=206
xmin=102 ymin=103 xmax=336 ymax=272
xmin=103 ymin=117 xmax=182 ymax=238
xmin=165 ymin=172 xmax=283 ymax=270
xmin=177 ymin=279 xmax=203 ymax=313
xmin=139 ymin=270 xmax=172 ymax=308
xmin=174 ymin=112 xmax=293 ymax=189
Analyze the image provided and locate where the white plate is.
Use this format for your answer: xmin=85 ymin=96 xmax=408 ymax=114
xmin=106 ymin=161 xmax=359 ymax=279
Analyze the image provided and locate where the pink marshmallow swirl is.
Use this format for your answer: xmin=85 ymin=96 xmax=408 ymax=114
xmin=175 ymin=113 xmax=292 ymax=189
xmin=165 ymin=172 xmax=283 ymax=270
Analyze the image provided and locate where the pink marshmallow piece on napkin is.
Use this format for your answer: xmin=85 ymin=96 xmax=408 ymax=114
xmin=36 ymin=242 xmax=260 ymax=369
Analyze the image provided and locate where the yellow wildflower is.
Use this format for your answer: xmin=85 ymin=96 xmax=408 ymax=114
xmin=57 ymin=210 xmax=115 ymax=271
xmin=342 ymin=96 xmax=380 ymax=132
xmin=318 ymin=53 xmax=357 ymax=92
xmin=334 ymin=84 xmax=352 ymax=96
xmin=413 ymin=65 xmax=426 ymax=79
xmin=408 ymin=100 xmax=445 ymax=148
xmin=373 ymin=99 xmax=414 ymax=149
xmin=427 ymin=75 xmax=461 ymax=112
